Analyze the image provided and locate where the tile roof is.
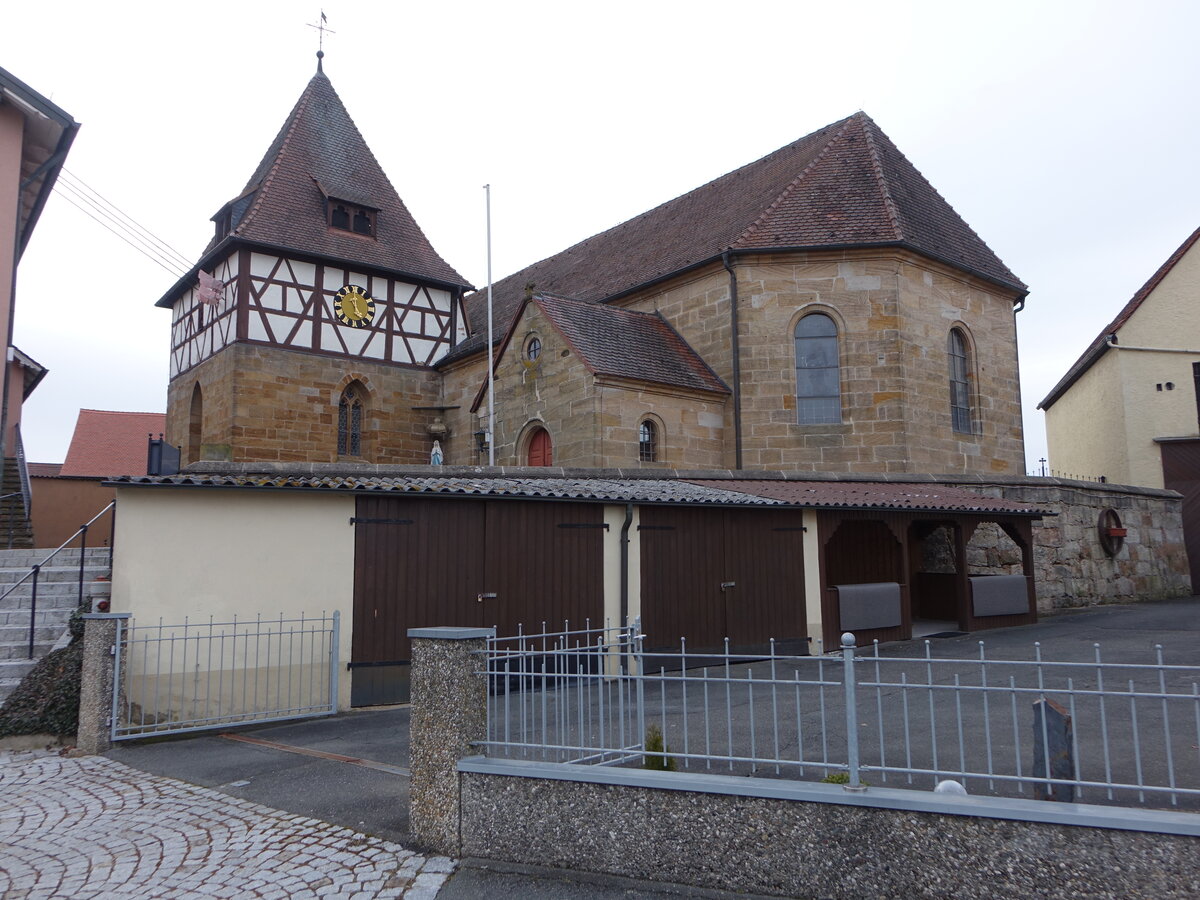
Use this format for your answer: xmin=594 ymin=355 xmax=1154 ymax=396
xmin=27 ymin=463 xmax=62 ymax=477
xmin=109 ymin=467 xmax=1048 ymax=516
xmin=531 ymin=294 xmax=728 ymax=394
xmin=59 ymin=410 xmax=167 ymax=477
xmin=159 ymin=67 xmax=470 ymax=308
xmin=687 ymin=479 xmax=1046 ymax=515
xmin=1039 ymin=225 xmax=1200 ymax=410
xmin=444 ymin=112 xmax=1023 ymax=364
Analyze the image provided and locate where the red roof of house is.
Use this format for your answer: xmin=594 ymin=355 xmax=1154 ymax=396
xmin=1039 ymin=225 xmax=1200 ymax=410
xmin=445 ymin=111 xmax=1024 ymax=365
xmin=59 ymin=410 xmax=167 ymax=477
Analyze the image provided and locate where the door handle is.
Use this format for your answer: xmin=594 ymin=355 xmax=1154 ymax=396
xmin=720 ymin=582 xmax=736 ymax=592
xmin=477 ymin=592 xmax=497 ymax=603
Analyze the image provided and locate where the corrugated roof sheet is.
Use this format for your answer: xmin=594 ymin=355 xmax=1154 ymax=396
xmin=109 ymin=470 xmax=1049 ymax=516
xmin=688 ymin=479 xmax=1046 ymax=515
xmin=60 ymin=410 xmax=167 ymax=477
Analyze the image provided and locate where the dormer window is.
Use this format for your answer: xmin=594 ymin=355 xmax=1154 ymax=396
xmin=328 ymin=199 xmax=376 ymax=237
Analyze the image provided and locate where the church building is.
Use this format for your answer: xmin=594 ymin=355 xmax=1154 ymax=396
xmin=158 ymin=61 xmax=1028 ymax=476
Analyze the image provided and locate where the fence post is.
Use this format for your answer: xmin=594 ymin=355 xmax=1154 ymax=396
xmin=408 ymin=626 xmax=492 ymax=857
xmin=77 ymin=613 xmax=130 ymax=754
xmin=842 ymin=632 xmax=866 ymax=791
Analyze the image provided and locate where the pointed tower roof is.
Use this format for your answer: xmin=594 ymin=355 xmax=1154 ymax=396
xmin=445 ymin=112 xmax=1023 ymax=363
xmin=170 ymin=66 xmax=469 ymax=301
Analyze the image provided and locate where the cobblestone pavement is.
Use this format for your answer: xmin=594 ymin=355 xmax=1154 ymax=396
xmin=0 ymin=751 xmax=453 ymax=898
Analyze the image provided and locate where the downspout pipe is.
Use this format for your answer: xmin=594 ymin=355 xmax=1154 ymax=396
xmin=620 ymin=502 xmax=633 ymax=628
xmin=722 ymin=251 xmax=743 ymax=470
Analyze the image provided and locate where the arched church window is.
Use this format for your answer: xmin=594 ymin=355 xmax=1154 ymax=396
xmin=338 ymin=383 xmax=367 ymax=457
xmin=948 ymin=328 xmax=973 ymax=434
xmin=639 ymin=420 xmax=658 ymax=462
xmin=188 ymin=383 xmax=203 ymax=465
xmin=794 ymin=313 xmax=841 ymax=424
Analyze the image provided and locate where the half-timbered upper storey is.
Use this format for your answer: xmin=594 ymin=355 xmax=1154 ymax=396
xmin=157 ymin=63 xmax=472 ymax=379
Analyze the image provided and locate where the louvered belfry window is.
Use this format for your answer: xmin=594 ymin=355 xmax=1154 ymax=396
xmin=794 ymin=313 xmax=841 ymax=424
xmin=948 ymin=328 xmax=973 ymax=434
xmin=338 ymin=383 xmax=366 ymax=457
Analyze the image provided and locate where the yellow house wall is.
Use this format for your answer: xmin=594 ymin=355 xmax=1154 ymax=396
xmin=110 ymin=487 xmax=356 ymax=710
xmin=1044 ymin=350 xmax=1130 ymax=483
xmin=1045 ymin=237 xmax=1200 ymax=489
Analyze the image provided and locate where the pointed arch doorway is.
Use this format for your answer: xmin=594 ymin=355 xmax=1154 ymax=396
xmin=527 ymin=426 xmax=553 ymax=466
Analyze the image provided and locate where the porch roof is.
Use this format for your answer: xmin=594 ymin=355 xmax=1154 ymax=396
xmin=108 ymin=467 xmax=1051 ymax=516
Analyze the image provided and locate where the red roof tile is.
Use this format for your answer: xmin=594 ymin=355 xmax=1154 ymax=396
xmin=1039 ymin=225 xmax=1200 ymax=410
xmin=59 ymin=410 xmax=167 ymax=477
xmin=534 ymin=294 xmax=729 ymax=394
xmin=158 ymin=68 xmax=469 ymax=309
xmin=27 ymin=463 xmax=62 ymax=477
xmin=446 ymin=112 xmax=1023 ymax=364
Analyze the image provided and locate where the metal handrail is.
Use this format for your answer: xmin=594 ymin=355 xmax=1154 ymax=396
xmin=13 ymin=423 xmax=31 ymax=518
xmin=2 ymin=499 xmax=117 ymax=659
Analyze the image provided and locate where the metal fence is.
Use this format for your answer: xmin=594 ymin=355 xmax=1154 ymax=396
xmin=480 ymin=622 xmax=1200 ymax=811
xmin=111 ymin=611 xmax=339 ymax=741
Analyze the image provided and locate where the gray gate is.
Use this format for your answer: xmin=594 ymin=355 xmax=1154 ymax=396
xmin=110 ymin=612 xmax=339 ymax=741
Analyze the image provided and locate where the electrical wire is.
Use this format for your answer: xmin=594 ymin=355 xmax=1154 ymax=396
xmin=51 ymin=186 xmax=189 ymax=279
xmin=59 ymin=168 xmax=194 ymax=271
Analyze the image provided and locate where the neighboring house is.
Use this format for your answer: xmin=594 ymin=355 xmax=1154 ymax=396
xmin=158 ymin=61 xmax=1027 ymax=477
xmin=1039 ymin=225 xmax=1200 ymax=583
xmin=30 ymin=408 xmax=165 ymax=548
xmin=0 ymin=65 xmax=79 ymax=545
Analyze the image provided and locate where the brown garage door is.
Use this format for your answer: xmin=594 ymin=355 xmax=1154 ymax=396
xmin=639 ymin=506 xmax=806 ymax=656
xmin=1161 ymin=440 xmax=1200 ymax=589
xmin=351 ymin=496 xmax=605 ymax=705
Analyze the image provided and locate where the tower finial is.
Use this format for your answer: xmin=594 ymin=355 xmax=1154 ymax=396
xmin=308 ymin=10 xmax=335 ymax=72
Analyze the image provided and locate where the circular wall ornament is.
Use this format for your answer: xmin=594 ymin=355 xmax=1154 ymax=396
xmin=1097 ymin=508 xmax=1127 ymax=557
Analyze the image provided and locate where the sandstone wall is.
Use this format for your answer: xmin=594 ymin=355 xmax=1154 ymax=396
xmin=943 ymin=476 xmax=1191 ymax=609
xmin=169 ymin=344 xmax=442 ymax=465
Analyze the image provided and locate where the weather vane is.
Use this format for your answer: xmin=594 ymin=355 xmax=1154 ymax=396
xmin=309 ymin=10 xmax=335 ymax=68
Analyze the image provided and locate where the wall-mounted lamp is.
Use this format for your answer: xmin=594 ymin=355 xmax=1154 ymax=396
xmin=473 ymin=429 xmax=490 ymax=453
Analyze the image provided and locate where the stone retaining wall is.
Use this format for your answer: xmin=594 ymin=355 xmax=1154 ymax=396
xmin=459 ymin=764 xmax=1200 ymax=900
xmin=940 ymin=477 xmax=1191 ymax=610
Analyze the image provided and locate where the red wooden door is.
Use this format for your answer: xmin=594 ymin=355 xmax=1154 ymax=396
xmin=527 ymin=428 xmax=552 ymax=466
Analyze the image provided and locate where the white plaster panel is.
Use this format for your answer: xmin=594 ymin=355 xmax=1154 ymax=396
xmin=362 ymin=339 xmax=386 ymax=360
xmin=250 ymin=252 xmax=279 ymax=278
xmin=427 ymin=287 xmax=451 ymax=311
xmin=247 ymin=315 xmax=269 ymax=342
xmin=320 ymin=325 xmax=344 ymax=353
xmin=408 ymin=338 xmax=434 ymax=363
xmin=323 ymin=268 xmax=345 ymax=291
xmin=288 ymin=258 xmax=316 ymax=287
xmin=290 ymin=321 xmax=312 ymax=348
xmin=110 ymin=488 xmax=357 ymax=711
xmin=266 ymin=313 xmax=294 ymax=342
xmin=258 ymin=282 xmax=284 ymax=311
xmin=339 ymin=325 xmax=370 ymax=355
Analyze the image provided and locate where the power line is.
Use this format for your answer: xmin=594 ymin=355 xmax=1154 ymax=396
xmin=51 ymin=187 xmax=189 ymax=280
xmin=59 ymin=168 xmax=195 ymax=271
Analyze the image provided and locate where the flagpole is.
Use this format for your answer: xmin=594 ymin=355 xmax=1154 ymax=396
xmin=485 ymin=184 xmax=495 ymax=467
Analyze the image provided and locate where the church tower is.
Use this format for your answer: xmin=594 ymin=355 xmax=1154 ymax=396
xmin=157 ymin=57 xmax=471 ymax=466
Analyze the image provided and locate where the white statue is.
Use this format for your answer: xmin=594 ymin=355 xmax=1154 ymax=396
xmin=430 ymin=440 xmax=444 ymax=466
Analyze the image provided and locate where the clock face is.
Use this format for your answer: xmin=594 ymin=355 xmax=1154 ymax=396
xmin=334 ymin=284 xmax=376 ymax=328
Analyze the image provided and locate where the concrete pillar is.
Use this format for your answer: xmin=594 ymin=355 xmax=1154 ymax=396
xmin=407 ymin=626 xmax=491 ymax=856
xmin=76 ymin=613 xmax=128 ymax=755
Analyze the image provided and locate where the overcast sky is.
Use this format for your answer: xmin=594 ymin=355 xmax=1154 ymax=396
xmin=4 ymin=0 xmax=1199 ymax=470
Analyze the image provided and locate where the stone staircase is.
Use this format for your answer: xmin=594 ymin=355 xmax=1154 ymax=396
xmin=0 ymin=547 xmax=112 ymax=704
xmin=0 ymin=458 xmax=33 ymax=550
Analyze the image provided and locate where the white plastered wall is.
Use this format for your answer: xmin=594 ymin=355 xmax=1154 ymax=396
xmin=111 ymin=486 xmax=356 ymax=710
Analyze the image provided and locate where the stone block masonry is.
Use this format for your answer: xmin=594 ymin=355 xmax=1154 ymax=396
xmin=942 ymin=476 xmax=1192 ymax=608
